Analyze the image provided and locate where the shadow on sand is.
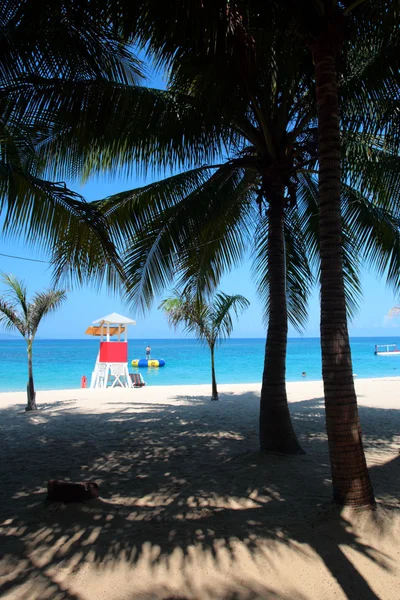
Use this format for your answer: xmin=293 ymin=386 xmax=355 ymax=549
xmin=0 ymin=392 xmax=399 ymax=599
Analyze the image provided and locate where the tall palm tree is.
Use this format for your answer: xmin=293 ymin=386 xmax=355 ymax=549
xmin=96 ymin=29 xmax=316 ymax=454
xmin=160 ymin=290 xmax=249 ymax=400
xmin=74 ymin=11 xmax=400 ymax=463
xmin=103 ymin=0 xmax=399 ymax=509
xmin=25 ymin=1 xmax=400 ymax=506
xmin=0 ymin=274 xmax=66 ymax=410
xmin=15 ymin=11 xmax=310 ymax=452
xmin=286 ymin=0 xmax=400 ymax=508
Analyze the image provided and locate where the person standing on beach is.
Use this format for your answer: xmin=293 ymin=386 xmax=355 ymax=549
xmin=146 ymin=345 xmax=151 ymax=359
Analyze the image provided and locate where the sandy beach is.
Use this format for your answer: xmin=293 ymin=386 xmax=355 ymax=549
xmin=0 ymin=378 xmax=399 ymax=600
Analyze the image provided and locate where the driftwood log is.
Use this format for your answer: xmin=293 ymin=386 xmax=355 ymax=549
xmin=47 ymin=480 xmax=99 ymax=503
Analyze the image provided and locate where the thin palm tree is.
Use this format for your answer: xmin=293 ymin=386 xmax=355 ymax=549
xmin=160 ymin=290 xmax=249 ymax=400
xmin=291 ymin=0 xmax=400 ymax=509
xmin=0 ymin=274 xmax=66 ymax=410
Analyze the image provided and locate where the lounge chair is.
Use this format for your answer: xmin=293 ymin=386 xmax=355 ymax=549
xmin=130 ymin=373 xmax=146 ymax=388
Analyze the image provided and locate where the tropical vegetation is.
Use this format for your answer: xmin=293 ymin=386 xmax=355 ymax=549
xmin=0 ymin=0 xmax=144 ymax=287
xmin=0 ymin=274 xmax=66 ymax=410
xmin=60 ymin=1 xmax=400 ymax=510
xmin=3 ymin=1 xmax=400 ymax=510
xmin=160 ymin=290 xmax=249 ymax=401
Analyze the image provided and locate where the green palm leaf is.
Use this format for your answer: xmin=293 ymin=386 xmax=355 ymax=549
xmin=0 ymin=298 xmax=26 ymax=336
xmin=253 ymin=207 xmax=314 ymax=332
xmin=28 ymin=289 xmax=67 ymax=337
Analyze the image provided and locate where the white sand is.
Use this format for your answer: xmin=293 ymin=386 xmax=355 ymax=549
xmin=0 ymin=378 xmax=399 ymax=600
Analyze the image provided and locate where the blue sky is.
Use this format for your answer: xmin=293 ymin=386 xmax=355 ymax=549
xmin=1 ymin=171 xmax=399 ymax=340
xmin=1 ymin=64 xmax=400 ymax=340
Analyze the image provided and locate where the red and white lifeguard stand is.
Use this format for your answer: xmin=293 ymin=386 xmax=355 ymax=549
xmin=87 ymin=312 xmax=136 ymax=389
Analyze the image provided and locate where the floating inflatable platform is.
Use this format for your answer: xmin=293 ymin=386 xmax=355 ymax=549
xmin=131 ymin=358 xmax=166 ymax=368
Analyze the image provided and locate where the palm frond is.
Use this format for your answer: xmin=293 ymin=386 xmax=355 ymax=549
xmin=0 ymin=163 xmax=124 ymax=289
xmin=28 ymin=289 xmax=66 ymax=336
xmin=0 ymin=298 xmax=26 ymax=337
xmin=211 ymin=292 xmax=250 ymax=344
xmin=159 ymin=288 xmax=249 ymax=348
xmin=117 ymin=165 xmax=256 ymax=313
xmin=296 ymin=171 xmax=363 ymax=320
xmin=252 ymin=206 xmax=314 ymax=333
xmin=1 ymin=0 xmax=142 ymax=88
xmin=341 ymin=183 xmax=400 ymax=293
xmin=1 ymin=272 xmax=28 ymax=320
xmin=13 ymin=83 xmax=229 ymax=181
xmin=158 ymin=292 xmax=209 ymax=342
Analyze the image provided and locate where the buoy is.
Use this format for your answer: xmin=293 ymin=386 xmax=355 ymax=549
xmin=131 ymin=358 xmax=166 ymax=368
xmin=81 ymin=375 xmax=87 ymax=388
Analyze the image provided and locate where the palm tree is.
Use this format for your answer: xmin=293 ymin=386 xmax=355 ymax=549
xmin=289 ymin=0 xmax=399 ymax=509
xmin=160 ymin=290 xmax=249 ymax=400
xmin=104 ymin=0 xmax=399 ymax=509
xmin=18 ymin=14 xmax=310 ymax=452
xmin=95 ymin=31 xmax=316 ymax=454
xmin=82 ymin=15 xmax=400 ymax=462
xmin=27 ymin=1 xmax=400 ymax=505
xmin=0 ymin=274 xmax=66 ymax=410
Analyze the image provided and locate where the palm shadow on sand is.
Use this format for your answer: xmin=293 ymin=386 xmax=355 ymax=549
xmin=0 ymin=393 xmax=399 ymax=599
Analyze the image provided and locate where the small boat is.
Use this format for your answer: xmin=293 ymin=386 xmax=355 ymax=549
xmin=374 ymin=344 xmax=400 ymax=356
xmin=131 ymin=358 xmax=166 ymax=368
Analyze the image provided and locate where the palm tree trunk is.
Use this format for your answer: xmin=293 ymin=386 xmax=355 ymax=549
xmin=313 ymin=36 xmax=375 ymax=508
xmin=259 ymin=184 xmax=303 ymax=453
xmin=210 ymin=345 xmax=219 ymax=400
xmin=26 ymin=341 xmax=37 ymax=411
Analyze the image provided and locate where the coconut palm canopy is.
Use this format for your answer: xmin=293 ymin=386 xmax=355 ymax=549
xmin=0 ymin=0 xmax=146 ymax=289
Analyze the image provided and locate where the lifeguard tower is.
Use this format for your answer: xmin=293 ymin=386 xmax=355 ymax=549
xmin=86 ymin=312 xmax=136 ymax=389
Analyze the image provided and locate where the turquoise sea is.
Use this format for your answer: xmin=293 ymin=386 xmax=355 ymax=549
xmin=1 ymin=337 xmax=400 ymax=392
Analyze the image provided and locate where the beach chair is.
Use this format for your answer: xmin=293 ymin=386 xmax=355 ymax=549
xmin=131 ymin=373 xmax=146 ymax=388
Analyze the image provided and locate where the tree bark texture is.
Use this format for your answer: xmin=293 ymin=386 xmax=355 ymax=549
xmin=314 ymin=40 xmax=375 ymax=508
xmin=210 ymin=346 xmax=219 ymax=400
xmin=26 ymin=342 xmax=37 ymax=411
xmin=259 ymin=184 xmax=303 ymax=454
